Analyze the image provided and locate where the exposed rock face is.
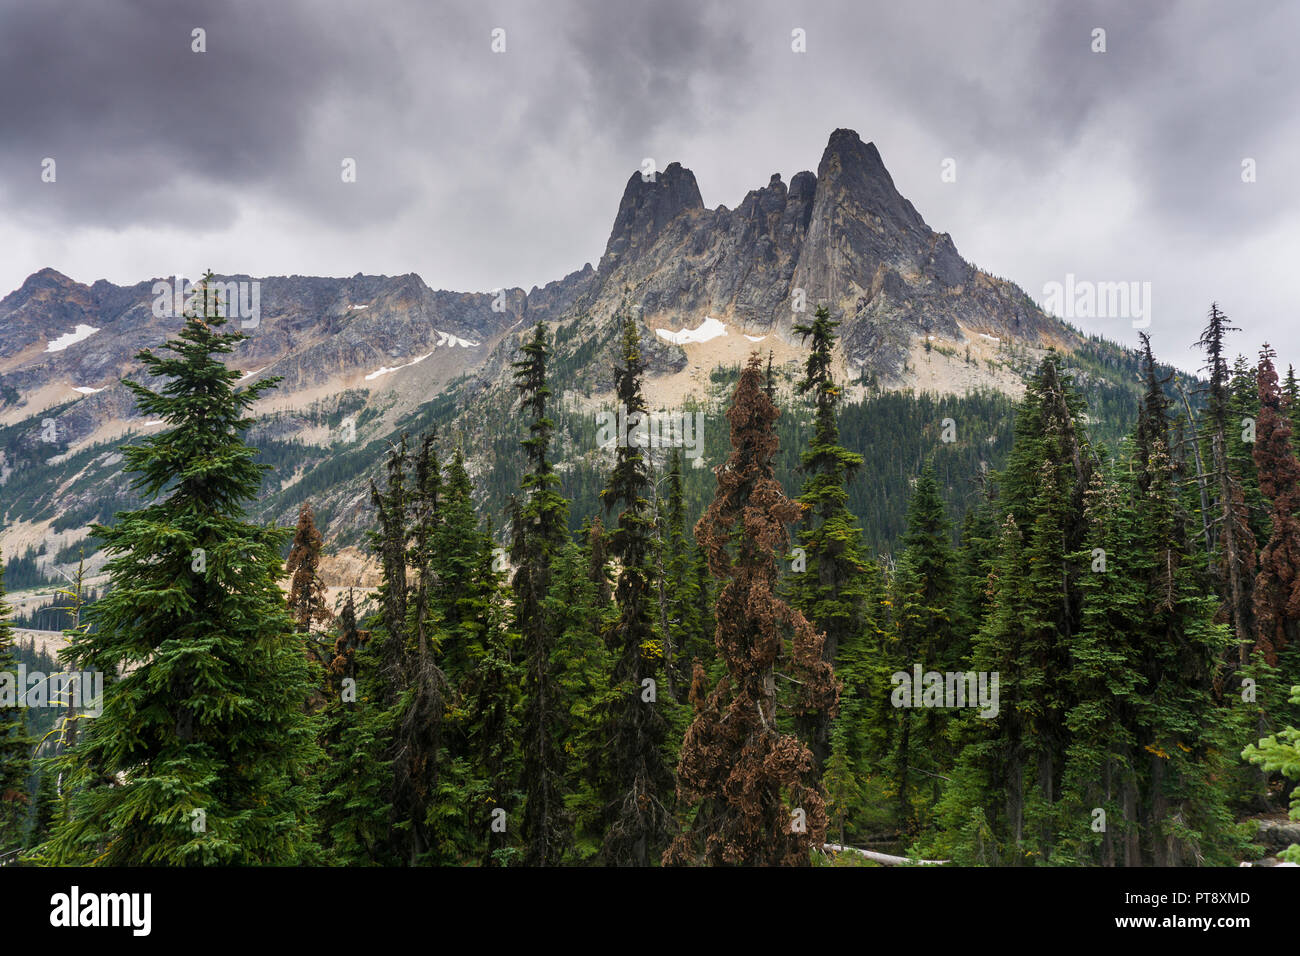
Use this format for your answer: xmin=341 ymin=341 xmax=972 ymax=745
xmin=0 ymin=127 xmax=1084 ymax=548
xmin=565 ymin=128 xmax=1070 ymax=383
xmin=1 ymin=127 xmax=1070 ymax=432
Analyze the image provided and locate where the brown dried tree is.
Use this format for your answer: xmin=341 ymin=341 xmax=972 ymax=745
xmin=1252 ymin=345 xmax=1300 ymax=665
xmin=665 ymin=353 xmax=838 ymax=866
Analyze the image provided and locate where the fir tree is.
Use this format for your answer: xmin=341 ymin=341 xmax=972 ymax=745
xmin=1251 ymin=345 xmax=1300 ymax=666
xmin=0 ymin=552 xmax=35 ymax=859
xmin=546 ymin=534 xmax=614 ymax=860
xmin=286 ymin=500 xmax=332 ymax=710
xmin=888 ymin=462 xmax=961 ymax=834
xmin=1243 ymin=683 xmax=1300 ymax=863
xmin=1197 ymin=304 xmax=1257 ymax=665
xmin=38 ymin=272 xmax=318 ymax=865
xmin=787 ymin=305 xmax=874 ymax=771
xmin=598 ymin=313 xmax=676 ymax=866
xmin=510 ymin=321 xmax=571 ymax=866
xmin=937 ymin=354 xmax=1092 ymax=864
xmin=666 ymin=354 xmax=838 ymax=866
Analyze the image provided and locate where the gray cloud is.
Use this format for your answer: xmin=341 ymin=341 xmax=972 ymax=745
xmin=0 ymin=0 xmax=1295 ymax=369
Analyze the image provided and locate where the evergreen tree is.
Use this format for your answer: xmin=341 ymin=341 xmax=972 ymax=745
xmin=1243 ymin=683 xmax=1300 ymax=863
xmin=662 ymin=450 xmax=709 ymax=693
xmin=1247 ymin=345 xmax=1300 ymax=806
xmin=362 ymin=434 xmax=451 ymax=865
xmin=546 ymin=533 xmax=614 ymax=860
xmin=936 ymin=353 xmax=1092 ymax=864
xmin=38 ymin=272 xmax=318 ymax=865
xmin=888 ymin=462 xmax=962 ymax=834
xmin=432 ymin=506 xmax=521 ymax=867
xmin=316 ymin=590 xmax=393 ymax=866
xmin=666 ymin=354 xmax=838 ymax=866
xmin=598 ymin=313 xmax=676 ymax=866
xmin=510 ymin=321 xmax=571 ymax=866
xmin=1251 ymin=345 xmax=1300 ymax=666
xmin=286 ymin=500 xmax=332 ymax=710
xmin=787 ymin=305 xmax=875 ymax=771
xmin=1197 ymin=304 xmax=1257 ymax=665
xmin=0 ymin=552 xmax=35 ymax=860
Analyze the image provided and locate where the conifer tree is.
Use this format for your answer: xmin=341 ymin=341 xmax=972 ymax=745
xmin=662 ymin=450 xmax=708 ymax=693
xmin=1285 ymin=364 xmax=1300 ymax=440
xmin=667 ymin=354 xmax=838 ymax=866
xmin=287 ymin=500 xmax=332 ymax=709
xmin=1243 ymin=683 xmax=1300 ymax=863
xmin=546 ymin=534 xmax=614 ymax=859
xmin=1197 ymin=304 xmax=1257 ymax=665
xmin=287 ymin=501 xmax=332 ymax=639
xmin=1251 ymin=345 xmax=1300 ymax=666
xmin=937 ymin=353 xmax=1091 ymax=864
xmin=0 ymin=552 xmax=35 ymax=859
xmin=787 ymin=305 xmax=875 ymax=771
xmin=1246 ymin=346 xmax=1300 ymax=797
xmin=510 ymin=321 xmax=571 ymax=866
xmin=432 ymin=446 xmax=489 ymax=684
xmin=439 ymin=514 xmax=521 ymax=867
xmin=392 ymin=432 xmax=452 ymax=864
xmin=1226 ymin=356 xmax=1267 ymax=544
xmin=316 ymin=590 xmax=393 ymax=865
xmin=888 ymin=462 xmax=961 ymax=833
xmin=38 ymin=272 xmax=318 ymax=865
xmin=599 ymin=313 xmax=676 ymax=866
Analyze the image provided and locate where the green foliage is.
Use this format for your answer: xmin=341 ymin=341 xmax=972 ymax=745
xmin=35 ymin=275 xmax=319 ymax=866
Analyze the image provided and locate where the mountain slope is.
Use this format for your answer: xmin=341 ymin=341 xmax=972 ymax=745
xmin=1 ymin=128 xmax=1163 ymax=586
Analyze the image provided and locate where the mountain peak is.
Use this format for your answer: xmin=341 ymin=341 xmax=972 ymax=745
xmin=815 ymin=129 xmax=915 ymax=224
xmin=600 ymin=161 xmax=704 ymax=272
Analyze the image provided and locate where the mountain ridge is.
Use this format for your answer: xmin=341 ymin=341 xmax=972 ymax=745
xmin=1 ymin=127 xmax=1134 ymax=579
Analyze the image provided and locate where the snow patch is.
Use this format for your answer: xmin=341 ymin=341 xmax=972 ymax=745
xmin=348 ymin=304 xmax=369 ymax=310
xmin=979 ymin=333 xmax=1000 ymax=343
xmin=237 ymin=367 xmax=267 ymax=382
xmin=45 ymin=324 xmax=100 ymax=352
xmin=435 ymin=330 xmax=478 ymax=348
xmin=365 ymin=351 xmax=435 ymax=381
xmin=142 ymin=419 xmax=165 ymax=427
xmin=744 ymin=334 xmax=766 ymax=343
xmin=71 ymin=386 xmax=104 ymax=395
xmin=656 ymin=316 xmax=727 ymax=345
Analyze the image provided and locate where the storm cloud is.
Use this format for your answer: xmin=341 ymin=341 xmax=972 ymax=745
xmin=1 ymin=0 xmax=1294 ymax=369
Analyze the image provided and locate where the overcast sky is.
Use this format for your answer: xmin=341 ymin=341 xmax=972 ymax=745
xmin=1 ymin=0 xmax=1294 ymax=371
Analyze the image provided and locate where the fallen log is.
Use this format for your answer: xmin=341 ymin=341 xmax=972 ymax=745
xmin=823 ymin=843 xmax=949 ymax=866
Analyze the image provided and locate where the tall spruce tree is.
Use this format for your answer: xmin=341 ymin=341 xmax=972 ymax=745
xmin=1251 ymin=345 xmax=1300 ymax=666
xmin=888 ymin=462 xmax=962 ymax=834
xmin=287 ymin=500 xmax=332 ymax=710
xmin=1058 ymin=341 xmax=1242 ymax=866
xmin=0 ymin=552 xmax=35 ymax=860
xmin=599 ymin=313 xmax=676 ymax=866
xmin=936 ymin=353 xmax=1092 ymax=864
xmin=666 ymin=354 xmax=838 ymax=866
xmin=38 ymin=272 xmax=318 ymax=865
xmin=1197 ymin=304 xmax=1257 ymax=665
xmin=510 ymin=321 xmax=571 ymax=866
xmin=787 ymin=305 xmax=875 ymax=772
xmin=1247 ymin=346 xmax=1300 ymax=800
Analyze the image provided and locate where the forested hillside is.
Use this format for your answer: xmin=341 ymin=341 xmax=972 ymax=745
xmin=3 ymin=285 xmax=1296 ymax=867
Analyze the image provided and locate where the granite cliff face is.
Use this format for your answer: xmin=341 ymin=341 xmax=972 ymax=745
xmin=561 ymin=128 xmax=1069 ymax=383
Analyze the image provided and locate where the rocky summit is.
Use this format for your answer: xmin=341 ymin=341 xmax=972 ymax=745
xmin=0 ymin=128 xmax=1084 ymax=561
